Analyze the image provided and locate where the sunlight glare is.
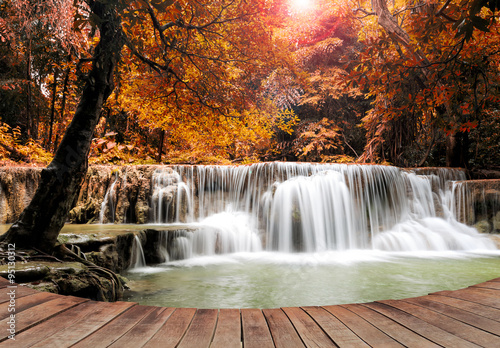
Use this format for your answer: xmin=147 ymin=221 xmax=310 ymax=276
xmin=291 ymin=0 xmax=313 ymax=11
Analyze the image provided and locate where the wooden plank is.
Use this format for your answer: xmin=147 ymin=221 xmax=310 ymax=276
xmin=342 ymin=304 xmax=440 ymax=348
xmin=302 ymin=306 xmax=369 ymax=348
xmin=72 ymin=305 xmax=156 ymax=347
xmin=322 ymin=305 xmax=403 ymax=348
xmin=0 ymin=279 xmax=9 ymax=290
xmin=177 ymin=308 xmax=218 ymax=348
xmin=281 ymin=307 xmax=335 ymax=348
xmin=363 ymin=302 xmax=478 ymax=348
xmin=107 ymin=306 xmax=175 ymax=348
xmin=211 ymin=308 xmax=241 ymax=348
xmin=0 ymin=285 xmax=38 ymax=304
xmin=424 ymin=294 xmax=500 ymax=322
xmin=363 ymin=302 xmax=480 ymax=348
xmin=0 ymin=291 xmax=58 ymax=320
xmin=29 ymin=301 xmax=135 ymax=347
xmin=380 ymin=299 xmax=499 ymax=347
xmin=0 ymin=300 xmax=105 ymax=347
xmin=241 ymin=308 xmax=274 ymax=348
xmin=432 ymin=287 xmax=500 ymax=309
xmin=143 ymin=307 xmax=196 ymax=348
xmin=262 ymin=308 xmax=304 ymax=348
xmin=0 ymin=295 xmax=87 ymax=342
xmin=470 ymin=281 xmax=500 ymax=290
xmin=404 ymin=296 xmax=500 ymax=336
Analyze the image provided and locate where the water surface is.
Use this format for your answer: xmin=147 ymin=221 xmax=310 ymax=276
xmin=123 ymin=250 xmax=500 ymax=308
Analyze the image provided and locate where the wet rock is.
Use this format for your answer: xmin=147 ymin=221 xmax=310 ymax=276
xmin=42 ymin=262 xmax=121 ymax=301
xmin=68 ymin=198 xmax=101 ymax=224
xmin=493 ymin=211 xmax=500 ymax=232
xmin=451 ymin=180 xmax=500 ymax=231
xmin=0 ymin=167 xmax=42 ymax=223
xmin=0 ymin=261 xmax=122 ymax=301
xmin=470 ymin=169 xmax=500 ymax=180
xmin=0 ymin=263 xmax=50 ymax=282
xmin=474 ymin=220 xmax=492 ymax=234
xmin=59 ymin=232 xmax=135 ymax=273
xmin=141 ymin=227 xmax=198 ymax=263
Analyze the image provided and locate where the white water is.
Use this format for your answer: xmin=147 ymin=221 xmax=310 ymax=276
xmin=99 ymin=174 xmax=119 ymax=224
xmin=100 ymin=163 xmax=496 ymax=264
xmin=129 ymin=235 xmax=147 ymax=269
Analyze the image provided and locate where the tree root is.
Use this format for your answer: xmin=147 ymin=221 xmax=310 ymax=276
xmin=55 ymin=244 xmax=126 ymax=301
xmin=0 ymin=242 xmax=127 ymax=301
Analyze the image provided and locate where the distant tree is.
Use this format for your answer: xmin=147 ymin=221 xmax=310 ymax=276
xmin=263 ymin=0 xmax=367 ymax=161
xmin=346 ymin=0 xmax=500 ymax=167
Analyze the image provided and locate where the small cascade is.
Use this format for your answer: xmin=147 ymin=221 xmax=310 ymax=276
xmin=151 ymin=169 xmax=193 ymax=223
xmin=99 ymin=174 xmax=119 ymax=224
xmin=372 ymin=217 xmax=495 ymax=251
xmin=193 ymin=211 xmax=262 ymax=255
xmin=129 ymin=235 xmax=147 ymax=269
xmin=266 ymin=171 xmax=356 ymax=252
xmin=154 ymin=212 xmax=262 ymax=262
xmin=447 ymin=180 xmax=500 ymax=233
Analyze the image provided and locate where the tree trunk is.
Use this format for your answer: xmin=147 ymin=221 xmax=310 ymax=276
xmin=47 ymin=70 xmax=59 ymax=150
xmin=371 ymin=0 xmax=460 ymax=165
xmin=54 ymin=64 xmax=72 ymax=152
xmin=0 ymin=1 xmax=124 ymax=252
xmin=446 ymin=131 xmax=469 ymax=168
xmin=157 ymin=129 xmax=165 ymax=163
xmin=26 ymin=36 xmax=32 ymax=138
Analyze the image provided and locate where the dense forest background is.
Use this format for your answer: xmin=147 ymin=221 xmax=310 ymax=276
xmin=1 ymin=0 xmax=499 ymax=169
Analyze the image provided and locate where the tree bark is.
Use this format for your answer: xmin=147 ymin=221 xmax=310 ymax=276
xmin=47 ymin=70 xmax=59 ymax=150
xmin=54 ymin=63 xmax=72 ymax=152
xmin=26 ymin=36 xmax=32 ymax=138
xmin=446 ymin=131 xmax=469 ymax=167
xmin=157 ymin=129 xmax=165 ymax=163
xmin=0 ymin=0 xmax=124 ymax=251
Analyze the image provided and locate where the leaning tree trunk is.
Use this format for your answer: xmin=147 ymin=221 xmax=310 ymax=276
xmin=0 ymin=1 xmax=124 ymax=252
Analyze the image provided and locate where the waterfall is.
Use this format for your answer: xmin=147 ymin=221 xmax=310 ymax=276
xmin=151 ymin=169 xmax=193 ymax=223
xmin=129 ymin=235 xmax=147 ymax=269
xmin=99 ymin=174 xmax=119 ymax=224
xmin=147 ymin=163 xmax=496 ymax=255
xmin=447 ymin=180 xmax=500 ymax=232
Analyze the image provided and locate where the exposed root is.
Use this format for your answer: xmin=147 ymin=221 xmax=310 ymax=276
xmin=56 ymin=244 xmax=125 ymax=300
xmin=0 ymin=242 xmax=126 ymax=301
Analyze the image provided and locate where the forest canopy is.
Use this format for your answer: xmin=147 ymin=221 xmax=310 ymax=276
xmin=1 ymin=0 xmax=499 ymax=169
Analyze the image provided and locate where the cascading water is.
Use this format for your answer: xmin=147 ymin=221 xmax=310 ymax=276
xmin=146 ymin=163 xmax=496 ymax=257
xmin=129 ymin=235 xmax=147 ymax=269
xmin=120 ymin=163 xmax=499 ymax=308
xmin=99 ymin=174 xmax=119 ymax=224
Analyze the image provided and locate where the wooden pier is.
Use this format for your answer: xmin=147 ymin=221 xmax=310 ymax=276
xmin=1 ymin=276 xmax=499 ymax=347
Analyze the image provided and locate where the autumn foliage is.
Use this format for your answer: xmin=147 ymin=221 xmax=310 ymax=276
xmin=0 ymin=0 xmax=499 ymax=169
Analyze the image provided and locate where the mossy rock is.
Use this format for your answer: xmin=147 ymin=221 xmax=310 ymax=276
xmin=474 ymin=220 xmax=492 ymax=234
xmin=0 ymin=263 xmax=50 ymax=282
